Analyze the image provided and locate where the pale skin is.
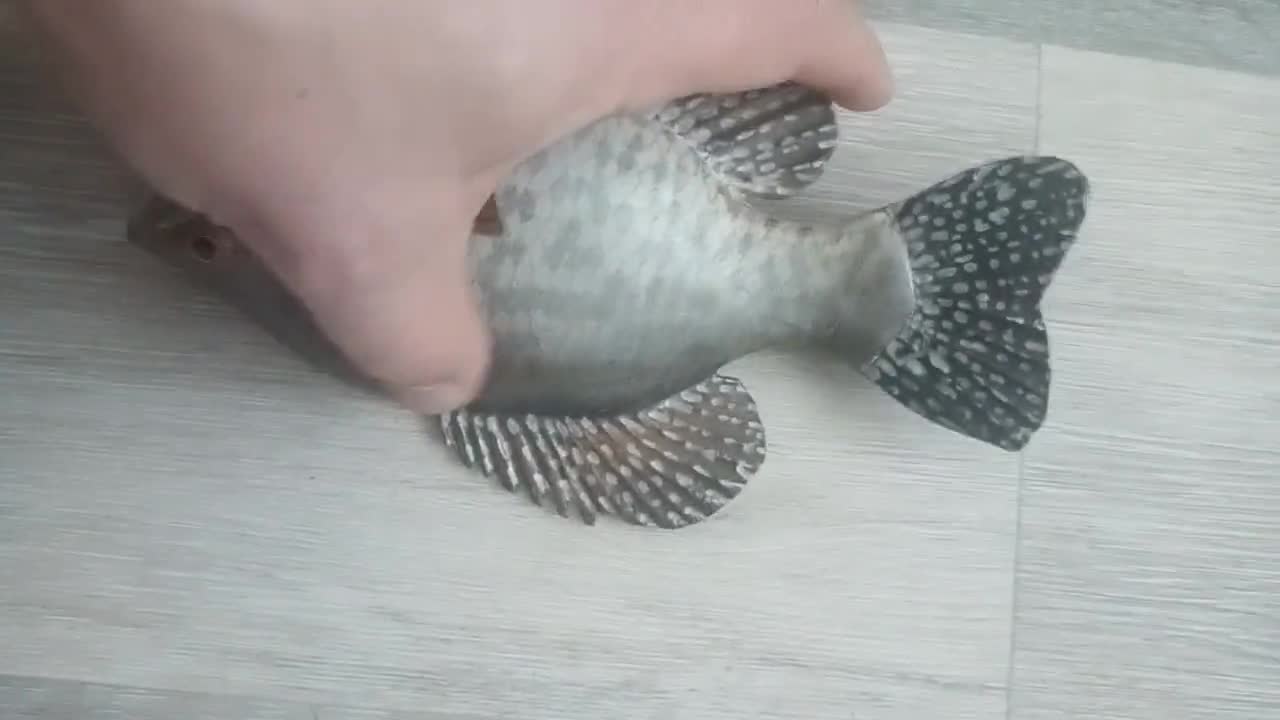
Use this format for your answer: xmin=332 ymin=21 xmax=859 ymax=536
xmin=19 ymin=0 xmax=892 ymax=414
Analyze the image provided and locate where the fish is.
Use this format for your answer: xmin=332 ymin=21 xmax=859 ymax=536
xmin=126 ymin=81 xmax=1091 ymax=530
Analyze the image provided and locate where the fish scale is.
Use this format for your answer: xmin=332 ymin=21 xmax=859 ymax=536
xmin=126 ymin=81 xmax=1091 ymax=530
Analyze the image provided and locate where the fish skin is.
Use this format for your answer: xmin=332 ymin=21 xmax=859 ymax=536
xmin=126 ymin=82 xmax=1091 ymax=529
xmin=468 ymin=100 xmax=901 ymax=416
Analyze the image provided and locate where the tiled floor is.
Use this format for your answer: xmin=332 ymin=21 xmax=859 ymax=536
xmin=1010 ymin=45 xmax=1280 ymax=720
xmin=1 ymin=15 xmax=1277 ymax=720
xmin=863 ymin=0 xmax=1280 ymax=76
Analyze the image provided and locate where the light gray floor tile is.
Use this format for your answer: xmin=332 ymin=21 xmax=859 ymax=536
xmin=0 ymin=675 xmax=313 ymax=720
xmin=0 ymin=25 xmax=1038 ymax=720
xmin=311 ymin=706 xmax=495 ymax=720
xmin=864 ymin=0 xmax=1280 ymax=77
xmin=1008 ymin=46 xmax=1280 ymax=720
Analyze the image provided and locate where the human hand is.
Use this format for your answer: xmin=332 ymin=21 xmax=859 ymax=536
xmin=21 ymin=0 xmax=892 ymax=414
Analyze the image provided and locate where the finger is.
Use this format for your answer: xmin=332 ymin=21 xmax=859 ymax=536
xmin=628 ymin=0 xmax=893 ymax=112
xmin=248 ymin=196 xmax=492 ymax=415
xmin=787 ymin=3 xmax=894 ymax=112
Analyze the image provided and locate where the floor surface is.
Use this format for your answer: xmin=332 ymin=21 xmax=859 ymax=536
xmin=1 ymin=11 xmax=1277 ymax=720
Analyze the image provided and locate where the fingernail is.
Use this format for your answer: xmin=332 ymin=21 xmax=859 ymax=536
xmin=398 ymin=382 xmax=470 ymax=415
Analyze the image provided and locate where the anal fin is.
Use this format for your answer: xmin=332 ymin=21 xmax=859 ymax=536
xmin=438 ymin=374 xmax=766 ymax=528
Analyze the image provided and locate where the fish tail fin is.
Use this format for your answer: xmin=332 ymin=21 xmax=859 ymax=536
xmin=858 ymin=156 xmax=1090 ymax=451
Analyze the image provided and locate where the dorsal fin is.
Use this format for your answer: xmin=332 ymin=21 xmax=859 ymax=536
xmin=652 ymin=81 xmax=840 ymax=200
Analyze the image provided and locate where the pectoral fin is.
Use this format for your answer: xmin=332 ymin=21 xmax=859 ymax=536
xmin=653 ymin=81 xmax=840 ymax=199
xmin=472 ymin=193 xmax=504 ymax=236
xmin=438 ymin=374 xmax=767 ymax=529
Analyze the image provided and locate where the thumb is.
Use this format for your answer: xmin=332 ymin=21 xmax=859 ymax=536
xmin=630 ymin=0 xmax=893 ymax=114
xmin=244 ymin=194 xmax=492 ymax=415
xmin=787 ymin=2 xmax=893 ymax=112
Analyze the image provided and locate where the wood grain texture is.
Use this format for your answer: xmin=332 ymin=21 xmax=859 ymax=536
xmin=0 ymin=676 xmax=314 ymax=720
xmin=0 ymin=24 xmax=1040 ymax=720
xmin=0 ymin=674 xmax=483 ymax=720
xmin=1008 ymin=46 xmax=1280 ymax=720
xmin=862 ymin=0 xmax=1280 ymax=77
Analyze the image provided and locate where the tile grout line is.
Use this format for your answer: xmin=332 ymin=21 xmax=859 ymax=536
xmin=1003 ymin=40 xmax=1045 ymax=720
xmin=1004 ymin=450 xmax=1027 ymax=720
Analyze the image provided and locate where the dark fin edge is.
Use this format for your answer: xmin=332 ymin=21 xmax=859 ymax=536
xmin=653 ymin=82 xmax=840 ymax=199
xmin=438 ymin=374 xmax=766 ymax=529
xmin=860 ymin=156 xmax=1091 ymax=451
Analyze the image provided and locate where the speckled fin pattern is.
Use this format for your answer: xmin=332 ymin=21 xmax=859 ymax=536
xmin=438 ymin=374 xmax=765 ymax=529
xmin=652 ymin=82 xmax=839 ymax=199
xmin=862 ymin=156 xmax=1091 ymax=451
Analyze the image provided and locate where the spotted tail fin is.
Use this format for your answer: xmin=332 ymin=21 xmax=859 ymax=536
xmin=860 ymin=156 xmax=1090 ymax=451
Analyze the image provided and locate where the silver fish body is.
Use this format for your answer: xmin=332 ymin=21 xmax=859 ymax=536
xmin=127 ymin=83 xmax=1091 ymax=529
xmin=471 ymin=106 xmax=907 ymax=416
